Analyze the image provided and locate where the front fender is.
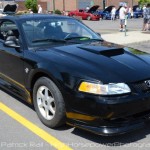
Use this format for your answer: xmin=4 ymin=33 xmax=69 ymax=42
xmin=25 ymin=62 xmax=64 ymax=91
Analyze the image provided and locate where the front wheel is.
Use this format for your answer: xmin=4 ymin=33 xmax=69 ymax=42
xmin=33 ymin=77 xmax=66 ymax=128
xmin=87 ymin=16 xmax=91 ymax=20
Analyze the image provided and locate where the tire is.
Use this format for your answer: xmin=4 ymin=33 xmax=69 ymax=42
xmin=87 ymin=16 xmax=91 ymax=20
xmin=33 ymin=77 xmax=66 ymax=128
xmin=103 ymin=15 xmax=107 ymax=20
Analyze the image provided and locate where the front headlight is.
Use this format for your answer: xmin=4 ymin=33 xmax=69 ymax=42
xmin=78 ymin=82 xmax=131 ymax=95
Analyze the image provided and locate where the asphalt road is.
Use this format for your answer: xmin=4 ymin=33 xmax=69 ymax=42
xmin=0 ymin=18 xmax=150 ymax=150
xmin=83 ymin=18 xmax=144 ymax=34
xmin=127 ymin=41 xmax=150 ymax=54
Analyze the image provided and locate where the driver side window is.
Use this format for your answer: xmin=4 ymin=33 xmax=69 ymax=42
xmin=0 ymin=21 xmax=19 ymax=42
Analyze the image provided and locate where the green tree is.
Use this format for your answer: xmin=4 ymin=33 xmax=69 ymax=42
xmin=25 ymin=0 xmax=37 ymax=13
xmin=54 ymin=9 xmax=62 ymax=15
xmin=138 ymin=0 xmax=150 ymax=6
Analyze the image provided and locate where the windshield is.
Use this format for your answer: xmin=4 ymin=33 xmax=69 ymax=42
xmin=21 ymin=17 xmax=101 ymax=47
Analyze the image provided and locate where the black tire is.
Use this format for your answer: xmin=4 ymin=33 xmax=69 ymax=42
xmin=33 ymin=77 xmax=66 ymax=128
xmin=103 ymin=15 xmax=107 ymax=20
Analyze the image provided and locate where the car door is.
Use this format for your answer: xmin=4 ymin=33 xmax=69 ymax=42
xmin=0 ymin=19 xmax=25 ymax=98
xmin=78 ymin=9 xmax=85 ymax=19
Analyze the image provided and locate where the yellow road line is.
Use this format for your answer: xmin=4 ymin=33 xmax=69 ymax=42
xmin=0 ymin=102 xmax=73 ymax=150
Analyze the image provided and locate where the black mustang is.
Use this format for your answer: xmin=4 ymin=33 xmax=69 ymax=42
xmin=0 ymin=14 xmax=150 ymax=135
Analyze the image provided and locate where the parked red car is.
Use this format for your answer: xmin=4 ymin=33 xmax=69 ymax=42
xmin=68 ymin=5 xmax=101 ymax=21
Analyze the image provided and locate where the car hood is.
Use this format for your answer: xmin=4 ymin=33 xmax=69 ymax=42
xmin=3 ymin=4 xmax=17 ymax=14
xmin=116 ymin=6 xmax=122 ymax=12
xmin=103 ymin=5 xmax=115 ymax=12
xmin=88 ymin=5 xmax=99 ymax=13
xmin=40 ymin=41 xmax=150 ymax=83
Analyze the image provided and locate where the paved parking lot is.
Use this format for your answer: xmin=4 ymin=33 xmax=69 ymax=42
xmin=83 ymin=18 xmax=144 ymax=33
xmin=1 ymin=91 xmax=150 ymax=150
xmin=0 ymin=18 xmax=150 ymax=150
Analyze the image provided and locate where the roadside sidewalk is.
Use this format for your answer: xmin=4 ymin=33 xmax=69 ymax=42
xmin=102 ymin=30 xmax=150 ymax=45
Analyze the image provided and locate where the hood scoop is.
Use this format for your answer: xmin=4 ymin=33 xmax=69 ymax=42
xmin=78 ymin=44 xmax=124 ymax=57
xmin=100 ymin=48 xmax=124 ymax=57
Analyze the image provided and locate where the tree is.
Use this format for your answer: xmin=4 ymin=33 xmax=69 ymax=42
xmin=138 ymin=0 xmax=150 ymax=6
xmin=54 ymin=9 xmax=62 ymax=15
xmin=25 ymin=0 xmax=37 ymax=13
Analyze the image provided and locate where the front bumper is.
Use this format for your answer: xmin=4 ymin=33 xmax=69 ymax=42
xmin=67 ymin=120 xmax=147 ymax=136
xmin=91 ymin=16 xmax=100 ymax=20
xmin=66 ymin=90 xmax=150 ymax=135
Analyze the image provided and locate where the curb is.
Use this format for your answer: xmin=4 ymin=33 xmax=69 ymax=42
xmin=102 ymin=31 xmax=150 ymax=45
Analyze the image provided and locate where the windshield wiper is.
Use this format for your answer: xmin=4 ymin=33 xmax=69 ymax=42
xmin=32 ymin=38 xmax=66 ymax=43
xmin=65 ymin=36 xmax=91 ymax=41
xmin=65 ymin=36 xmax=104 ymax=42
xmin=90 ymin=38 xmax=104 ymax=41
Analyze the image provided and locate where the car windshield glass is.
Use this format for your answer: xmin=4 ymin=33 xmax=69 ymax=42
xmin=21 ymin=17 xmax=101 ymax=47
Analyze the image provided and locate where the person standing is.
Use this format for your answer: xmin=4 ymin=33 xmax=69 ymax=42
xmin=86 ymin=6 xmax=90 ymax=12
xmin=29 ymin=9 xmax=33 ymax=14
xmin=38 ymin=4 xmax=42 ymax=13
xmin=142 ymin=4 xmax=148 ymax=31
xmin=128 ymin=6 xmax=132 ymax=19
xmin=145 ymin=4 xmax=150 ymax=31
xmin=130 ymin=7 xmax=133 ymax=18
xmin=119 ymin=4 xmax=128 ymax=31
xmin=143 ymin=5 xmax=146 ymax=12
xmin=111 ymin=6 xmax=116 ymax=21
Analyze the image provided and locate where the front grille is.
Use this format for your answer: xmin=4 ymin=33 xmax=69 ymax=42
xmin=107 ymin=110 xmax=150 ymax=124
xmin=132 ymin=80 xmax=150 ymax=93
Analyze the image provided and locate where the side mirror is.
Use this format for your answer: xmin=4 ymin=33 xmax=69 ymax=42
xmin=4 ymin=37 xmax=20 ymax=48
xmin=97 ymin=32 xmax=104 ymax=41
xmin=97 ymin=32 xmax=101 ymax=37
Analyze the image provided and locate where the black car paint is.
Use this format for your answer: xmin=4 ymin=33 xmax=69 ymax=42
xmin=0 ymin=15 xmax=150 ymax=135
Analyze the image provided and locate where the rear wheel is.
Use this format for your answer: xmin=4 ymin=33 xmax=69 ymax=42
xmin=33 ymin=77 xmax=66 ymax=128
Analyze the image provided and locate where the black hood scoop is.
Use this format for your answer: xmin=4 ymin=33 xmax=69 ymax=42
xmin=100 ymin=48 xmax=124 ymax=57
xmin=78 ymin=42 xmax=125 ymax=57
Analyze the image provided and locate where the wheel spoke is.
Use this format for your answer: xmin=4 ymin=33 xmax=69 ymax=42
xmin=45 ymin=107 xmax=49 ymax=119
xmin=39 ymin=102 xmax=44 ymax=108
xmin=47 ymin=97 xmax=54 ymax=104
xmin=38 ymin=90 xmax=44 ymax=99
xmin=45 ymin=88 xmax=49 ymax=99
xmin=49 ymin=105 xmax=55 ymax=115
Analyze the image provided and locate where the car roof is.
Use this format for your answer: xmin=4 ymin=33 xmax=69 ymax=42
xmin=0 ymin=14 xmax=73 ymax=21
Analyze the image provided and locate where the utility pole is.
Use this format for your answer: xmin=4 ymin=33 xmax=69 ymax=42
xmin=53 ymin=0 xmax=55 ymax=12
xmin=63 ymin=0 xmax=65 ymax=11
xmin=103 ymin=0 xmax=106 ymax=10
xmin=132 ymin=0 xmax=133 ymax=7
